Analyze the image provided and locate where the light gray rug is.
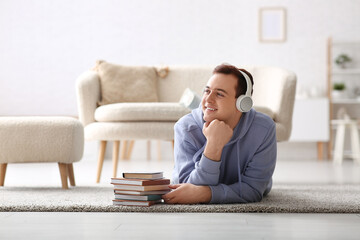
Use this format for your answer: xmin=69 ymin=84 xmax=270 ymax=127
xmin=1 ymin=184 xmax=359 ymax=213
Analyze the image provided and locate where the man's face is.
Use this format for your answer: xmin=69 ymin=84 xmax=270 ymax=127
xmin=201 ymin=73 xmax=241 ymax=126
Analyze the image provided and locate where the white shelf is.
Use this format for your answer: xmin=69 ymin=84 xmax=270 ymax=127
xmin=332 ymin=99 xmax=360 ymax=104
xmin=332 ymin=41 xmax=360 ymax=46
xmin=332 ymin=68 xmax=360 ymax=75
xmin=327 ymin=38 xmax=360 ymax=159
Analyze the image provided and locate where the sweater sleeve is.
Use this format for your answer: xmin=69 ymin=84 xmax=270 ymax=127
xmin=209 ymin=123 xmax=277 ymax=203
xmin=172 ymin=122 xmax=221 ymax=186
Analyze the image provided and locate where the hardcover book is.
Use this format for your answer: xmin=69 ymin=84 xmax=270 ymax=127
xmin=112 ymin=199 xmax=161 ymax=207
xmin=114 ymin=189 xmax=171 ymax=195
xmin=111 ymin=178 xmax=170 ymax=186
xmin=113 ymin=184 xmax=170 ymax=191
xmin=114 ymin=194 xmax=162 ymax=201
xmin=122 ymin=171 xmax=163 ymax=180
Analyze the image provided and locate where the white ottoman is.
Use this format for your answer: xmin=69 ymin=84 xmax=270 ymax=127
xmin=0 ymin=117 xmax=84 ymax=189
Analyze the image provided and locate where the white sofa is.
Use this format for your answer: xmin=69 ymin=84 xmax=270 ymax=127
xmin=76 ymin=64 xmax=297 ymax=182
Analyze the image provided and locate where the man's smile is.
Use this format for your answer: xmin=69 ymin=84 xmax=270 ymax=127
xmin=205 ymin=106 xmax=217 ymax=111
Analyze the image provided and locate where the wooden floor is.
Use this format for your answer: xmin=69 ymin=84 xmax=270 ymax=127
xmin=1 ymin=212 xmax=359 ymax=240
xmin=1 ymin=140 xmax=360 ymax=239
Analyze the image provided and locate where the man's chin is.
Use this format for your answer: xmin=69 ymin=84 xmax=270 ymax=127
xmin=203 ymin=115 xmax=215 ymax=123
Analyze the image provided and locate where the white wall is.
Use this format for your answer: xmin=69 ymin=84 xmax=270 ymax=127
xmin=1 ymin=0 xmax=359 ymax=116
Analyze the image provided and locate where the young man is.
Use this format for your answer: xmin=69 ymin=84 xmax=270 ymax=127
xmin=163 ymin=63 xmax=277 ymax=204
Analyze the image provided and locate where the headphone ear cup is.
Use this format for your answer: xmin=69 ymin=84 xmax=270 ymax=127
xmin=236 ymin=95 xmax=253 ymax=112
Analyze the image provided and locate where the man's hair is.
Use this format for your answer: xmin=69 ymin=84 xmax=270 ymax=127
xmin=213 ymin=64 xmax=254 ymax=97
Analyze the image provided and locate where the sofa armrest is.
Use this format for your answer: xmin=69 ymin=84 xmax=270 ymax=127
xmin=252 ymin=67 xmax=297 ymax=142
xmin=76 ymin=71 xmax=101 ymax=126
xmin=274 ymin=71 xmax=297 ymax=141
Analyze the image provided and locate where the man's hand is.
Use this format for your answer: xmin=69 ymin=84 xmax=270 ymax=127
xmin=203 ymin=119 xmax=233 ymax=161
xmin=162 ymin=183 xmax=211 ymax=204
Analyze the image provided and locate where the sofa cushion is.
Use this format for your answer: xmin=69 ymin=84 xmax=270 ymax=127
xmin=94 ymin=102 xmax=191 ymax=122
xmin=94 ymin=60 xmax=158 ymax=105
xmin=85 ymin=122 xmax=176 ymax=141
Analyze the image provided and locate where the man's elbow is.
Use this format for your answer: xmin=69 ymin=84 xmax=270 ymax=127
xmin=241 ymin=186 xmax=265 ymax=203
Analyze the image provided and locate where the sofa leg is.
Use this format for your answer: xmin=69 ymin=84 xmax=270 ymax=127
xmin=112 ymin=141 xmax=120 ymax=178
xmin=120 ymin=140 xmax=127 ymax=160
xmin=67 ymin=163 xmax=75 ymax=186
xmin=0 ymin=163 xmax=7 ymax=187
xmin=147 ymin=140 xmax=151 ymax=160
xmin=96 ymin=140 xmax=107 ymax=183
xmin=58 ymin=163 xmax=68 ymax=189
xmin=126 ymin=140 xmax=135 ymax=160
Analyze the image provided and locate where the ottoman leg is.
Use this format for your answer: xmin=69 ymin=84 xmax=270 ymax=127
xmin=58 ymin=163 xmax=69 ymax=189
xmin=0 ymin=163 xmax=7 ymax=186
xmin=67 ymin=163 xmax=76 ymax=186
xmin=96 ymin=140 xmax=107 ymax=183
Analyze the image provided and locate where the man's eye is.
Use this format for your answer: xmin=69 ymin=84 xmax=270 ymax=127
xmin=203 ymin=89 xmax=210 ymax=94
xmin=217 ymin=93 xmax=224 ymax=97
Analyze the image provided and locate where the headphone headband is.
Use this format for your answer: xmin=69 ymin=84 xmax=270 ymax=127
xmin=238 ymin=69 xmax=252 ymax=96
xmin=236 ymin=69 xmax=253 ymax=112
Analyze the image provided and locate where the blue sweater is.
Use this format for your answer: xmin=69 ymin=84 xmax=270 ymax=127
xmin=172 ymin=107 xmax=277 ymax=203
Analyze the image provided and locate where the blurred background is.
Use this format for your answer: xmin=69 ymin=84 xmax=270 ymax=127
xmin=1 ymin=0 xmax=360 ymax=161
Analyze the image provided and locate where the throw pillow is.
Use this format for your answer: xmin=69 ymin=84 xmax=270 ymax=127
xmin=179 ymin=88 xmax=201 ymax=110
xmin=94 ymin=60 xmax=159 ymax=105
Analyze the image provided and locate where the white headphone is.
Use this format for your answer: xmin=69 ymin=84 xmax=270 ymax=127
xmin=236 ymin=70 xmax=253 ymax=112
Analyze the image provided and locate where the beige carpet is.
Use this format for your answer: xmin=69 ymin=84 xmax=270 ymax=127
xmin=1 ymin=184 xmax=359 ymax=213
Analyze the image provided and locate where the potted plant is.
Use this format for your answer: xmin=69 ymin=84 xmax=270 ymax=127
xmin=332 ymin=82 xmax=346 ymax=99
xmin=335 ymin=54 xmax=352 ymax=68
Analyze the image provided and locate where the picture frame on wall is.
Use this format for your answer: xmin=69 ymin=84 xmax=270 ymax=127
xmin=259 ymin=7 xmax=286 ymax=43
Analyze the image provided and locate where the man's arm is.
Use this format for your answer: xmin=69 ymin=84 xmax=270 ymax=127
xmin=163 ymin=183 xmax=212 ymax=204
xmin=209 ymin=123 xmax=277 ymax=203
xmin=167 ymin=121 xmax=276 ymax=204
xmin=167 ymin=119 xmax=234 ymax=204
xmin=202 ymin=119 xmax=233 ymax=161
xmin=173 ymin=119 xmax=232 ymax=186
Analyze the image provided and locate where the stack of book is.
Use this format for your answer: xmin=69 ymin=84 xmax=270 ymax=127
xmin=111 ymin=172 xmax=171 ymax=207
